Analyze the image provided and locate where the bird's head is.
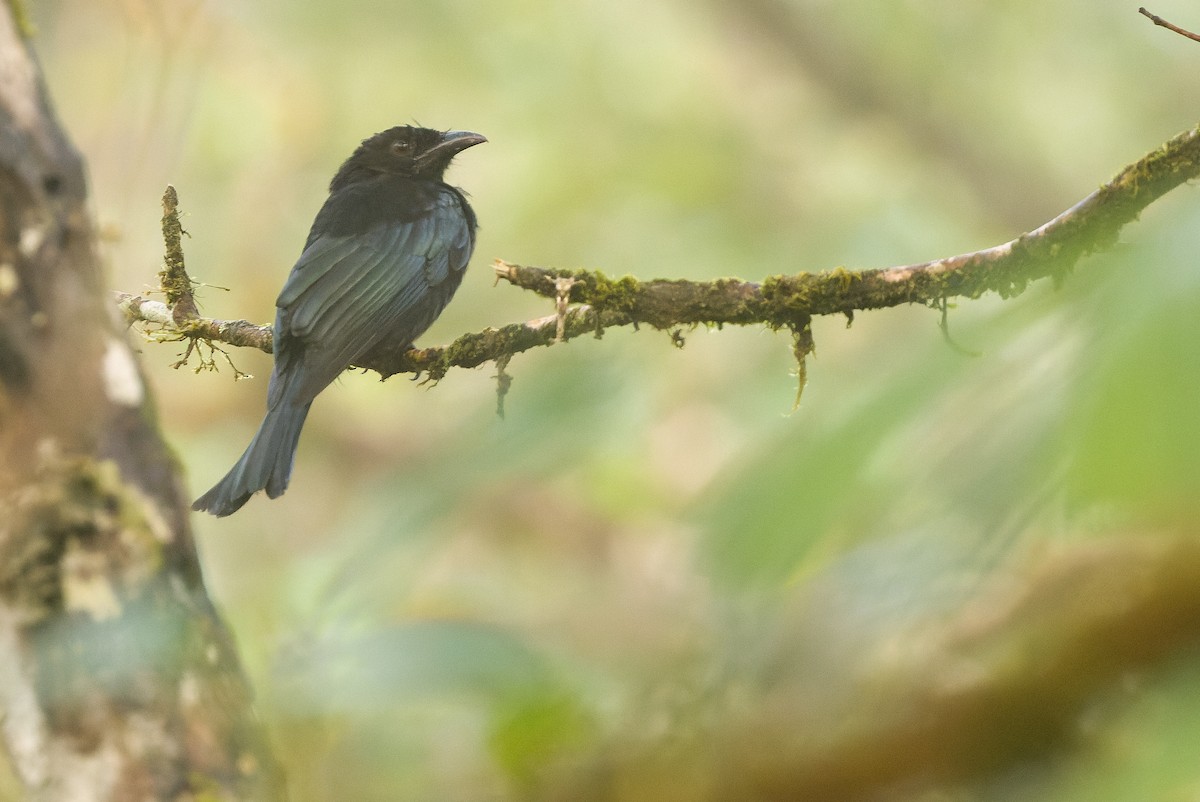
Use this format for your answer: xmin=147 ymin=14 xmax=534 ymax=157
xmin=339 ymin=126 xmax=486 ymax=186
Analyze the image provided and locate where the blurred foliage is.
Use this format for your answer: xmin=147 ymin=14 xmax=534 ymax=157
xmin=24 ymin=0 xmax=1200 ymax=799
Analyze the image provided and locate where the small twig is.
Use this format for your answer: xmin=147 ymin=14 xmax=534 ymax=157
xmin=115 ymin=291 xmax=274 ymax=353
xmin=493 ymin=353 xmax=512 ymax=418
xmin=790 ymin=320 xmax=814 ymax=410
xmin=170 ymin=338 xmax=199 ymax=370
xmin=936 ymin=297 xmax=982 ymax=358
xmin=1139 ymin=7 xmax=1200 ymax=43
xmin=116 ymin=292 xmax=172 ymax=327
xmin=206 ymin=342 xmax=253 ymax=380
xmin=159 ymin=186 xmax=198 ymax=324
xmin=553 ymin=276 xmax=578 ymax=343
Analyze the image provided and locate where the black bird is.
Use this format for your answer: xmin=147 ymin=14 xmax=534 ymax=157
xmin=193 ymin=126 xmax=486 ymax=517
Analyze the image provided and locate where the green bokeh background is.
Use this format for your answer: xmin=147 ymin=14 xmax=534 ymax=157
xmin=28 ymin=0 xmax=1200 ymax=799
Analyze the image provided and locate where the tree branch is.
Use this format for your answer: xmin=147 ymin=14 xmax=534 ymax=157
xmin=158 ymin=185 xmax=199 ymax=323
xmin=1139 ymin=7 xmax=1200 ymax=43
xmin=499 ymin=124 xmax=1200 ymax=316
xmin=120 ymin=124 xmax=1200 ymax=384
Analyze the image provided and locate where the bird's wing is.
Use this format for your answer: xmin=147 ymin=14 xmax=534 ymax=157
xmin=271 ymin=188 xmax=473 ymax=403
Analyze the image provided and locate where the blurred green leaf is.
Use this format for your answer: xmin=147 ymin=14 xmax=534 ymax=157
xmin=1069 ymin=287 xmax=1200 ymax=521
xmin=273 ymin=621 xmax=563 ymax=711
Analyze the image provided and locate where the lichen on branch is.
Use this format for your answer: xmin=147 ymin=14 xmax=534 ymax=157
xmin=117 ymin=124 xmax=1200 ymax=387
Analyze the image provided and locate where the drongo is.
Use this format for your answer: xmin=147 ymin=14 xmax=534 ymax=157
xmin=193 ymin=126 xmax=486 ymax=517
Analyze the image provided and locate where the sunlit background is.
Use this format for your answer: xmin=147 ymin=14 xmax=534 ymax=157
xmin=25 ymin=0 xmax=1200 ymax=798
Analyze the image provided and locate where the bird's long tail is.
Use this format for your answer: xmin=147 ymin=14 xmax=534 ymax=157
xmin=191 ymin=401 xmax=311 ymax=517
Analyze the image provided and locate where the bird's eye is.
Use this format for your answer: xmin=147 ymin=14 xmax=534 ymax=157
xmin=390 ymin=140 xmax=412 ymax=156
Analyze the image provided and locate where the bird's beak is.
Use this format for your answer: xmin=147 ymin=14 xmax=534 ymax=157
xmin=418 ymin=130 xmax=487 ymax=167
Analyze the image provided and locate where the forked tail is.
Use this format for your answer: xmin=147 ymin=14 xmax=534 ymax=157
xmin=191 ymin=401 xmax=311 ymax=517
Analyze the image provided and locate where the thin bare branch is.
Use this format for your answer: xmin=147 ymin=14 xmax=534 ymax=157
xmin=1139 ymin=7 xmax=1200 ymax=43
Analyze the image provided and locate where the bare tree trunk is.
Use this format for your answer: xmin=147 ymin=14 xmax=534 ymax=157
xmin=0 ymin=5 xmax=284 ymax=800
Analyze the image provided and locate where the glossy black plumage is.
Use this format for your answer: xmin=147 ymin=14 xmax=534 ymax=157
xmin=192 ymin=126 xmax=485 ymax=517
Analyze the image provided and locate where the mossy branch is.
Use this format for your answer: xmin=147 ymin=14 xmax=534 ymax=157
xmin=157 ymin=185 xmax=199 ymax=323
xmin=118 ymin=124 xmax=1200 ymax=385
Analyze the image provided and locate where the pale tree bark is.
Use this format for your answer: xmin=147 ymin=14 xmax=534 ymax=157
xmin=0 ymin=4 xmax=284 ymax=800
